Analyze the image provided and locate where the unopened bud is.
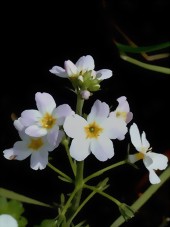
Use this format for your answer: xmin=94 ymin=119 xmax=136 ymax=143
xmin=80 ymin=90 xmax=91 ymax=100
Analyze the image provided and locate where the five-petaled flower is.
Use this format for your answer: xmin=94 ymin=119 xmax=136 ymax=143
xmin=49 ymin=55 xmax=112 ymax=80
xmin=49 ymin=55 xmax=112 ymax=92
xmin=129 ymin=123 xmax=168 ymax=184
xmin=3 ymin=131 xmax=57 ymax=170
xmin=15 ymin=92 xmax=73 ymax=146
xmin=63 ymin=100 xmax=128 ymax=161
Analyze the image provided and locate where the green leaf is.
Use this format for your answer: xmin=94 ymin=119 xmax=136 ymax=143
xmin=34 ymin=219 xmax=56 ymax=227
xmin=0 ymin=196 xmax=28 ymax=227
xmin=0 ymin=188 xmax=52 ymax=208
xmin=115 ymin=41 xmax=170 ymax=53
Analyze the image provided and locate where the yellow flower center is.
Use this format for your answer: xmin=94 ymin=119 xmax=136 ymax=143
xmin=41 ymin=113 xmax=56 ymax=129
xmin=28 ymin=138 xmax=44 ymax=151
xmin=135 ymin=152 xmax=145 ymax=160
xmin=116 ymin=111 xmax=127 ymax=121
xmin=84 ymin=121 xmax=103 ymax=139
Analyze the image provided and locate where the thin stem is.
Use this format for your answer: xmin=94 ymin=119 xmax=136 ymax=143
xmin=120 ymin=53 xmax=170 ymax=74
xmin=60 ymin=187 xmax=80 ymax=217
xmin=110 ymin=166 xmax=170 ymax=227
xmin=47 ymin=162 xmax=73 ymax=183
xmin=64 ymin=94 xmax=85 ymax=224
xmin=67 ymin=190 xmax=97 ymax=225
xmin=84 ymin=160 xmax=127 ymax=183
xmin=76 ymin=93 xmax=84 ymax=116
xmin=84 ymin=184 xmax=121 ymax=207
xmin=62 ymin=138 xmax=76 ymax=176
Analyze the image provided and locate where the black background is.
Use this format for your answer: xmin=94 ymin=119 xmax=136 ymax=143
xmin=0 ymin=0 xmax=170 ymax=226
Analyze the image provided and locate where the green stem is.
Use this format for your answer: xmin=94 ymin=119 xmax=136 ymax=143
xmin=47 ymin=162 xmax=73 ymax=183
xmin=67 ymin=189 xmax=97 ymax=225
xmin=60 ymin=187 xmax=80 ymax=217
xmin=110 ymin=166 xmax=170 ymax=227
xmin=76 ymin=93 xmax=84 ymax=116
xmin=64 ymin=94 xmax=85 ymax=224
xmin=120 ymin=53 xmax=170 ymax=74
xmin=84 ymin=160 xmax=127 ymax=183
xmin=62 ymin=138 xmax=76 ymax=176
xmin=84 ymin=184 xmax=121 ymax=207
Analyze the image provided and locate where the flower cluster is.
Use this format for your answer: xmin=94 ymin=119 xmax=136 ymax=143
xmin=3 ymin=55 xmax=168 ymax=183
xmin=3 ymin=92 xmax=73 ymax=170
xmin=2 ymin=54 xmax=169 ymax=227
xmin=49 ymin=55 xmax=112 ymax=97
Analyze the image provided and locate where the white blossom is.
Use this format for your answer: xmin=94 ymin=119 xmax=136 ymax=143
xmin=110 ymin=96 xmax=133 ymax=124
xmin=3 ymin=131 xmax=59 ymax=170
xmin=129 ymin=123 xmax=168 ymax=184
xmin=49 ymin=55 xmax=112 ymax=80
xmin=16 ymin=92 xmax=72 ymax=146
xmin=63 ymin=100 xmax=127 ymax=161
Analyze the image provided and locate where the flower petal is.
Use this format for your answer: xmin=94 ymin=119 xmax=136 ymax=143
xmin=21 ymin=110 xmax=41 ymax=126
xmin=141 ymin=131 xmax=150 ymax=150
xmin=126 ymin=112 xmax=133 ymax=124
xmin=14 ymin=117 xmax=25 ymax=131
xmin=116 ymin=96 xmax=130 ymax=112
xmin=3 ymin=148 xmax=16 ymax=160
xmin=103 ymin=117 xmax=127 ymax=140
xmin=145 ymin=152 xmax=168 ymax=171
xmin=148 ymin=169 xmax=161 ymax=184
xmin=63 ymin=114 xmax=87 ymax=138
xmin=13 ymin=141 xmax=32 ymax=160
xmin=0 ymin=214 xmax=18 ymax=227
xmin=76 ymin=55 xmax=95 ymax=72
xmin=70 ymin=138 xmax=90 ymax=161
xmin=49 ymin=66 xmax=68 ymax=78
xmin=113 ymin=96 xmax=133 ymax=124
xmin=30 ymin=150 xmax=48 ymax=170
xmin=91 ymin=136 xmax=114 ymax=161
xmin=47 ymin=126 xmax=59 ymax=146
xmin=87 ymin=100 xmax=110 ymax=123
xmin=53 ymin=104 xmax=73 ymax=125
xmin=35 ymin=92 xmax=56 ymax=114
xmin=96 ymin=69 xmax=112 ymax=80
xmin=129 ymin=123 xmax=142 ymax=151
xmin=25 ymin=125 xmax=47 ymax=137
xmin=64 ymin=60 xmax=78 ymax=76
xmin=143 ymin=155 xmax=153 ymax=168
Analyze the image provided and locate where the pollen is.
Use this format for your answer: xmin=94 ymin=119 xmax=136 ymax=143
xmin=116 ymin=111 xmax=127 ymax=121
xmin=28 ymin=138 xmax=44 ymax=150
xmin=84 ymin=121 xmax=103 ymax=139
xmin=41 ymin=113 xmax=56 ymax=129
xmin=135 ymin=152 xmax=144 ymax=160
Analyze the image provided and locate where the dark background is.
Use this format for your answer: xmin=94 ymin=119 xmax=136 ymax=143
xmin=0 ymin=0 xmax=170 ymax=226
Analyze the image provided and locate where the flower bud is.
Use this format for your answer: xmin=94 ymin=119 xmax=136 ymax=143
xmin=119 ymin=203 xmax=135 ymax=221
xmin=80 ymin=90 xmax=91 ymax=100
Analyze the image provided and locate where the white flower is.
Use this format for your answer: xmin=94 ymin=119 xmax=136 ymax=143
xmin=3 ymin=131 xmax=60 ymax=170
xmin=129 ymin=123 xmax=168 ymax=184
xmin=0 ymin=214 xmax=18 ymax=227
xmin=49 ymin=55 xmax=112 ymax=80
xmin=17 ymin=92 xmax=72 ymax=146
xmin=63 ymin=100 xmax=127 ymax=161
xmin=110 ymin=96 xmax=133 ymax=124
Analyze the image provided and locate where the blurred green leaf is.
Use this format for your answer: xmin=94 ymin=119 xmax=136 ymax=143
xmin=0 ymin=188 xmax=52 ymax=208
xmin=0 ymin=196 xmax=28 ymax=227
xmin=34 ymin=219 xmax=56 ymax=227
xmin=115 ymin=41 xmax=170 ymax=53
